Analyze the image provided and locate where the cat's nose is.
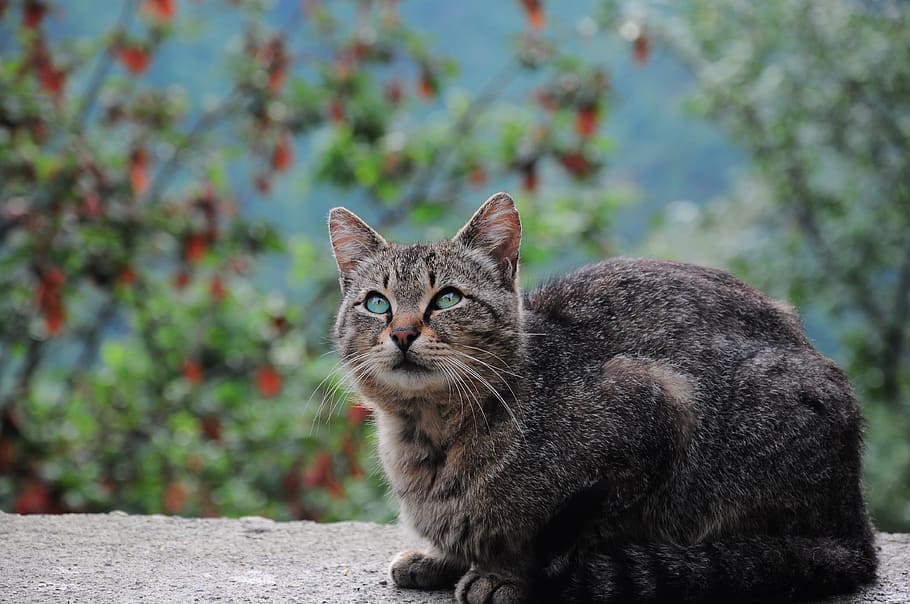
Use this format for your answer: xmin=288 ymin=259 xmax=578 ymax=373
xmin=390 ymin=324 xmax=420 ymax=352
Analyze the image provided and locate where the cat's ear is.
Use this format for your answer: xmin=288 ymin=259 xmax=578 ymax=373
xmin=328 ymin=207 xmax=387 ymax=287
xmin=454 ymin=192 xmax=521 ymax=281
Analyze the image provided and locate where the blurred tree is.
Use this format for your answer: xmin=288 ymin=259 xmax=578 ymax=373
xmin=622 ymin=0 xmax=910 ymax=529
xmin=0 ymin=0 xmax=626 ymax=519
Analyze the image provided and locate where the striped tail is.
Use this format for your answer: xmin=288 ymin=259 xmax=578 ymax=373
xmin=548 ymin=536 xmax=877 ymax=603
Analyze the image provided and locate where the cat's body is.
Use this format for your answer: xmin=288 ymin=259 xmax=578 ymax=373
xmin=328 ymin=193 xmax=877 ymax=603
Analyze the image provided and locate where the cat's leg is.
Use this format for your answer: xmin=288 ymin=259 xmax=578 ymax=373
xmin=389 ymin=548 xmax=468 ymax=589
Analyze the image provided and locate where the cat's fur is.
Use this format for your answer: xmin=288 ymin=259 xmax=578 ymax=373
xmin=328 ymin=192 xmax=877 ymax=603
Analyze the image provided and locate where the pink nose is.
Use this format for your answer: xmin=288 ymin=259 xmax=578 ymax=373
xmin=390 ymin=326 xmax=419 ymax=352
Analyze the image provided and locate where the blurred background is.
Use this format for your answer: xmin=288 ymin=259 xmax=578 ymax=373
xmin=1 ymin=0 xmax=908 ymax=530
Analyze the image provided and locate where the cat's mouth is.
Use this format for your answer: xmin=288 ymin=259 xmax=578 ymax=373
xmin=391 ymin=358 xmax=430 ymax=373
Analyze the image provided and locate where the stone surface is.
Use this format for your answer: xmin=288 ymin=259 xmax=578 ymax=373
xmin=1 ymin=512 xmax=907 ymax=603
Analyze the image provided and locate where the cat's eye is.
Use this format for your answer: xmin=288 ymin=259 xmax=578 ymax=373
xmin=432 ymin=288 xmax=463 ymax=310
xmin=364 ymin=292 xmax=390 ymax=314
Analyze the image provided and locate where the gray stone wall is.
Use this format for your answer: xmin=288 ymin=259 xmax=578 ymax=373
xmin=1 ymin=513 xmax=907 ymax=603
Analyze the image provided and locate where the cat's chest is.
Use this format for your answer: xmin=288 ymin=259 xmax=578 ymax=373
xmin=376 ymin=413 xmax=461 ymax=497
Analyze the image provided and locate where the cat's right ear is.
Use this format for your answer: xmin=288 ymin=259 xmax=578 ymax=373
xmin=328 ymin=207 xmax=387 ymax=290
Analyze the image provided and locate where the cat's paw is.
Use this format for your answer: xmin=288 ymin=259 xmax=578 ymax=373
xmin=455 ymin=569 xmax=527 ymax=604
xmin=389 ymin=549 xmax=465 ymax=589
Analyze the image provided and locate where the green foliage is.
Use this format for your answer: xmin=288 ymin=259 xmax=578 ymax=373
xmin=0 ymin=0 xmax=624 ymax=520
xmin=630 ymin=0 xmax=910 ymax=529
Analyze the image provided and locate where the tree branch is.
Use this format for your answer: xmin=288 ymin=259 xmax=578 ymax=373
xmin=140 ymin=91 xmax=245 ymax=206
xmin=0 ymin=336 xmax=46 ymax=437
xmin=72 ymin=0 xmax=141 ymax=133
xmin=388 ymin=57 xmax=519 ymax=228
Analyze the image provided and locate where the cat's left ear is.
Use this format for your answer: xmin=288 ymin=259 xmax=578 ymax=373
xmin=328 ymin=207 xmax=388 ymax=289
xmin=454 ymin=192 xmax=521 ymax=282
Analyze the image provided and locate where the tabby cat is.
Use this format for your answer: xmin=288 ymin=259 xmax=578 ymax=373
xmin=328 ymin=192 xmax=877 ymax=603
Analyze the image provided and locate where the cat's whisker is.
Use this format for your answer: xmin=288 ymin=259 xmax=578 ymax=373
xmin=307 ymin=366 xmax=355 ymax=433
xmin=311 ymin=351 xmax=380 ymax=431
xmin=307 ymin=352 xmax=369 ymax=407
xmin=449 ymin=349 xmax=523 ymax=409
xmin=448 ymin=356 xmax=524 ymax=439
xmin=441 ymin=359 xmax=479 ymax=438
xmin=441 ymin=357 xmax=491 ymax=442
xmin=451 ymin=351 xmax=525 ymax=428
xmin=436 ymin=361 xmax=473 ymax=437
xmin=331 ymin=358 xmax=383 ymax=416
xmin=454 ymin=344 xmax=524 ymax=378
xmin=451 ymin=349 xmax=524 ymax=389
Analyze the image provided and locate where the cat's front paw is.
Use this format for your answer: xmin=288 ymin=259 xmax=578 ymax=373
xmin=389 ymin=549 xmax=465 ymax=589
xmin=455 ymin=569 xmax=527 ymax=604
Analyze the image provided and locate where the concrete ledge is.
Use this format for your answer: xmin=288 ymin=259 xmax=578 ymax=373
xmin=1 ymin=512 xmax=908 ymax=603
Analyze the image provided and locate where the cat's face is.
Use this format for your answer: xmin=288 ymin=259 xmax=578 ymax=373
xmin=329 ymin=193 xmax=523 ymax=409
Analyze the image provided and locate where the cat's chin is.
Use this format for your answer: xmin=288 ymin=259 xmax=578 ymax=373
xmin=373 ymin=363 xmax=450 ymax=393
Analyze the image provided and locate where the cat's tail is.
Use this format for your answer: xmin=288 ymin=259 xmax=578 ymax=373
xmin=547 ymin=536 xmax=877 ymax=603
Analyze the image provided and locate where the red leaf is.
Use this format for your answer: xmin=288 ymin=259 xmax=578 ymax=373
xmin=254 ymin=173 xmax=272 ymax=194
xmin=521 ymin=163 xmax=538 ymax=192
xmin=144 ymin=0 xmax=175 ymax=22
xmin=269 ymin=68 xmax=286 ymax=93
xmin=83 ymin=192 xmax=103 ymax=218
xmin=519 ymin=0 xmax=545 ymax=29
xmin=326 ymin=477 xmax=344 ymax=498
xmin=341 ymin=435 xmax=363 ymax=478
xmin=470 ymin=164 xmax=487 ymax=188
xmin=282 ymin=469 xmax=301 ymax=495
xmin=183 ymin=233 xmax=207 ymax=263
xmin=117 ymin=265 xmax=137 ymax=286
xmin=163 ymin=481 xmax=187 ymax=514
xmin=270 ymin=314 xmax=289 ymax=333
xmin=303 ymin=452 xmax=344 ymax=498
xmin=0 ymin=437 xmax=14 ymax=471
xmin=22 ymin=0 xmax=47 ymax=29
xmin=260 ymin=37 xmax=289 ymax=93
xmin=348 ymin=402 xmax=371 ymax=426
xmin=303 ymin=452 xmax=332 ymax=488
xmin=30 ymin=119 xmax=47 ymax=143
xmin=14 ymin=480 xmax=50 ymax=514
xmin=200 ymin=416 xmax=221 ymax=441
xmin=209 ymin=274 xmax=226 ymax=301
xmin=256 ymin=365 xmax=282 ymax=397
xmin=384 ymin=79 xmax=403 ymax=106
xmin=558 ymin=151 xmax=595 ymax=177
xmin=37 ymin=267 xmax=65 ymax=336
xmin=328 ymin=97 xmax=345 ymax=123
xmin=183 ymin=359 xmax=202 ymax=384
xmin=129 ymin=147 xmax=149 ymax=196
xmin=119 ymin=45 xmax=151 ymax=74
xmin=634 ymin=34 xmax=650 ymax=65
xmin=534 ymin=88 xmax=558 ymax=112
xmin=271 ymin=133 xmax=293 ymax=172
xmin=349 ymin=40 xmax=369 ymax=61
xmin=38 ymin=62 xmax=66 ymax=98
xmin=174 ymin=268 xmax=190 ymax=290
xmin=418 ymin=65 xmax=437 ymax=99
xmin=575 ymin=105 xmax=599 ymax=138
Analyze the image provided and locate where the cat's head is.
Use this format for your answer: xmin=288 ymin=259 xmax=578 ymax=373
xmin=328 ymin=192 xmax=523 ymax=409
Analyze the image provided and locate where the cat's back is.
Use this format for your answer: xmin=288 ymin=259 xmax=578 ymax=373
xmin=524 ymin=257 xmax=809 ymax=363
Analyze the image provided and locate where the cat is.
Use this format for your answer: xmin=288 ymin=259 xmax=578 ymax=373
xmin=328 ymin=192 xmax=877 ymax=603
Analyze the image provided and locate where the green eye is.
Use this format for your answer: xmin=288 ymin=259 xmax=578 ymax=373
xmin=433 ymin=289 xmax=462 ymax=310
xmin=365 ymin=293 xmax=390 ymax=314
